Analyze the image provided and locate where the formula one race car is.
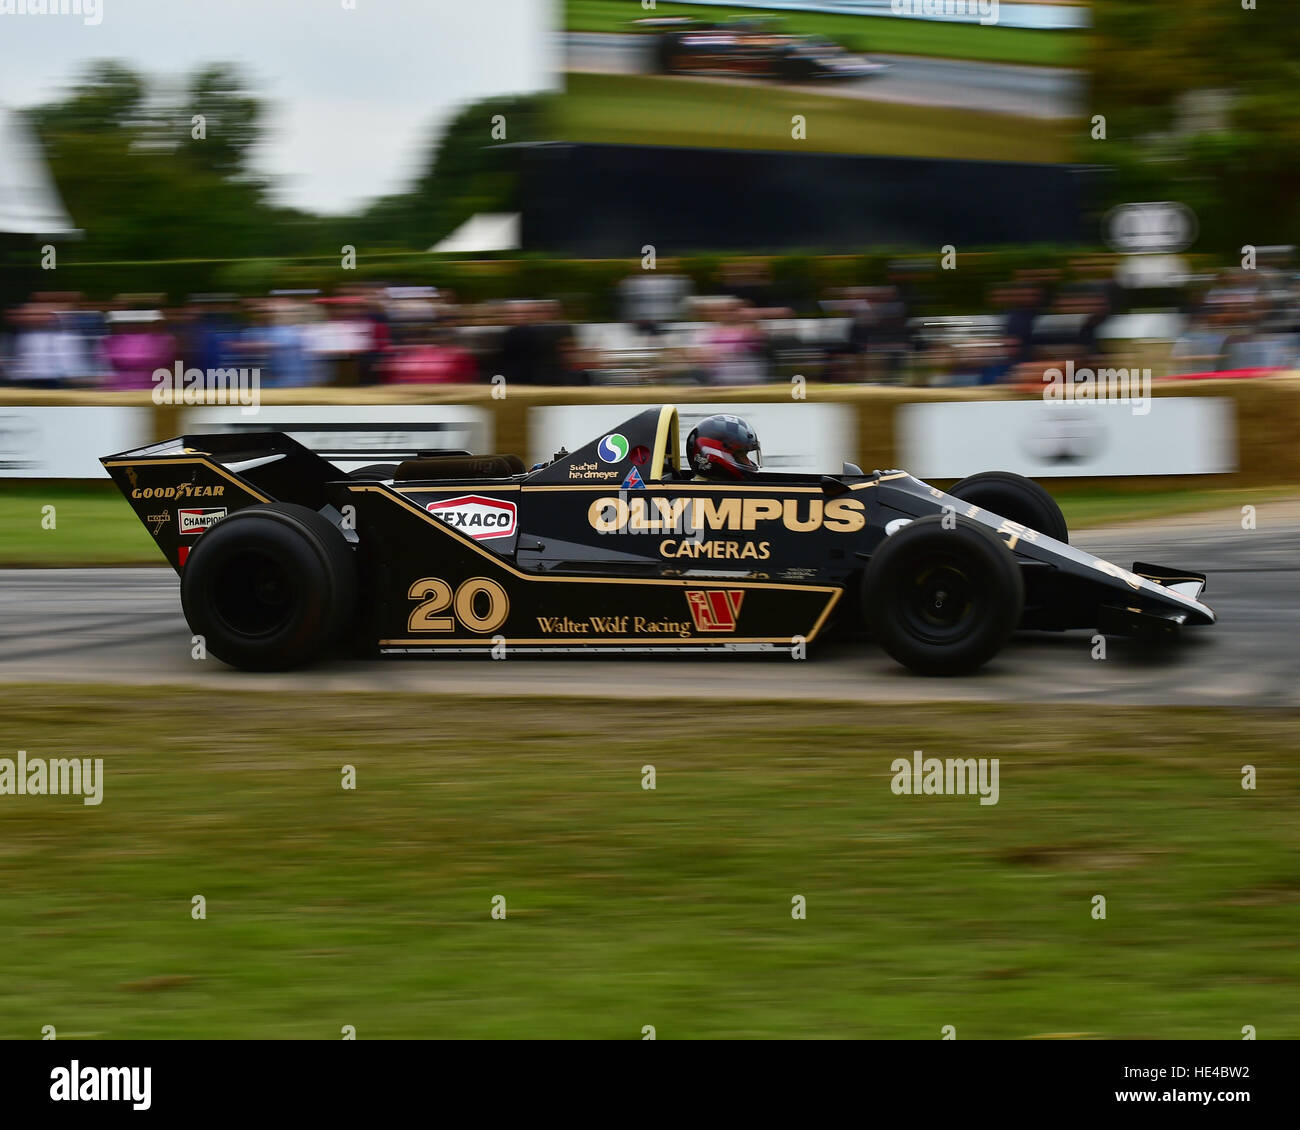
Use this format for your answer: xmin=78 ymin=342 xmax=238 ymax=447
xmin=101 ymin=406 xmax=1215 ymax=675
xmin=634 ymin=17 xmax=889 ymax=82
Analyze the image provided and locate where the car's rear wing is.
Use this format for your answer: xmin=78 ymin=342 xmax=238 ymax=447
xmin=100 ymin=432 xmax=353 ymax=572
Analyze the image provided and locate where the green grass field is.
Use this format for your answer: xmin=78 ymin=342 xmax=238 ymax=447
xmin=0 ymin=483 xmax=158 ymax=567
xmin=0 ymin=482 xmax=1291 ymax=567
xmin=566 ymin=0 xmax=1083 ymax=67
xmin=558 ymin=71 xmax=1071 ymax=162
xmin=0 ymin=688 xmax=1295 ymax=1039
xmin=1049 ymin=486 xmax=1293 ymax=530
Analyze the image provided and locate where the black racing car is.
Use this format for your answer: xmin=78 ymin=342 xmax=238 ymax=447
xmin=101 ymin=405 xmax=1215 ymax=675
xmin=634 ymin=17 xmax=889 ymax=82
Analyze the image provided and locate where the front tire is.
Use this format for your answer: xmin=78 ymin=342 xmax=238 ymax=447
xmin=180 ymin=503 xmax=357 ymax=671
xmin=948 ymin=470 xmax=1068 ymax=543
xmin=863 ymin=515 xmax=1023 ymax=675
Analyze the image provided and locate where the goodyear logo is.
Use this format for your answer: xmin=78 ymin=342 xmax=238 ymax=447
xmin=131 ymin=483 xmax=225 ymax=500
xmin=588 ymin=495 xmax=865 ymax=534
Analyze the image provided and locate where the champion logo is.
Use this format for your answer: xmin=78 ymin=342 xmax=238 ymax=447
xmin=597 ymin=433 xmax=629 ymax=463
xmin=177 ymin=507 xmax=227 ymax=536
xmin=425 ymin=494 xmax=518 ymax=540
xmin=684 ymin=589 xmax=745 ymax=632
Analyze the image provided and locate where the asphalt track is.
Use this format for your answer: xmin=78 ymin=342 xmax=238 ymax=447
xmin=2 ymin=505 xmax=1298 ymax=706
xmin=564 ymin=32 xmax=1084 ymax=120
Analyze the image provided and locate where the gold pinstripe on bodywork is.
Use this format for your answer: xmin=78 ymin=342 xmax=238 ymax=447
xmin=348 ymin=484 xmax=844 ymax=647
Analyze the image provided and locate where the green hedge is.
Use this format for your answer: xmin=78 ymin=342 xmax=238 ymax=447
xmin=3 ymin=247 xmax=1220 ymax=320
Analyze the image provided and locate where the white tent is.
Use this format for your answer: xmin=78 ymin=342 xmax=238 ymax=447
xmin=429 ymin=212 xmax=520 ymax=255
xmin=0 ymin=107 xmax=78 ymax=236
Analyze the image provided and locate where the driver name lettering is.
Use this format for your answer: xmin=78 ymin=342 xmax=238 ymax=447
xmin=568 ymin=461 xmax=622 ymax=481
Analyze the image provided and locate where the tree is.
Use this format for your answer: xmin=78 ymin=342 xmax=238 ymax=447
xmin=27 ymin=60 xmax=150 ymax=140
xmin=404 ymin=94 xmax=547 ymax=248
xmin=21 ymin=63 xmax=554 ymax=298
xmin=26 ymin=60 xmax=286 ymax=265
xmin=1089 ymin=0 xmax=1300 ymax=248
xmin=179 ymin=64 xmax=265 ymax=178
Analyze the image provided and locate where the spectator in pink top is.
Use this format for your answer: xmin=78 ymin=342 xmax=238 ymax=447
xmin=703 ymin=298 xmax=765 ymax=385
xmin=99 ymin=311 xmax=177 ymax=390
xmin=381 ymin=323 xmax=477 ymax=384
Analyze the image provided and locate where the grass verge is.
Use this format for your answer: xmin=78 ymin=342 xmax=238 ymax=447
xmin=1050 ymin=485 xmax=1296 ymax=531
xmin=0 ymin=688 xmax=1296 ymax=1038
xmin=0 ymin=483 xmax=159 ymax=567
xmin=557 ymin=71 xmax=1071 ymax=162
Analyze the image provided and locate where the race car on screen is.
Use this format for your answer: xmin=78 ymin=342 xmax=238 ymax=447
xmin=101 ymin=406 xmax=1215 ymax=676
xmin=634 ymin=17 xmax=889 ymax=82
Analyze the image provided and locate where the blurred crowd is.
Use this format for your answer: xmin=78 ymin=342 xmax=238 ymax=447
xmin=3 ymin=256 xmax=1299 ymax=391
xmin=0 ymin=286 xmax=563 ymax=390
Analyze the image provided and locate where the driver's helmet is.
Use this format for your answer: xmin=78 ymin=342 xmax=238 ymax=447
xmin=686 ymin=414 xmax=762 ymax=479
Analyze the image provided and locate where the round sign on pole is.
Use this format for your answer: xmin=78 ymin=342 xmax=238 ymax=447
xmin=1103 ymin=201 xmax=1198 ymax=254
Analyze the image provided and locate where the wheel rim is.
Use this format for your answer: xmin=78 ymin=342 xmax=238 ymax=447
xmin=210 ymin=549 xmax=297 ymax=638
xmin=898 ymin=558 xmax=977 ymax=643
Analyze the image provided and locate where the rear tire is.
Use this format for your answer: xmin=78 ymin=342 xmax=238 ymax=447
xmin=948 ymin=470 xmax=1068 ymax=543
xmin=863 ymin=514 xmax=1023 ymax=676
xmin=180 ymin=503 xmax=357 ymax=671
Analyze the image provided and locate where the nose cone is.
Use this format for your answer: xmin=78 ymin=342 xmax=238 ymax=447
xmin=1149 ymin=585 xmax=1216 ymax=626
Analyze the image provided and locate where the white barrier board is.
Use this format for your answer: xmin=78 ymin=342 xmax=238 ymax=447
xmin=0 ymin=406 xmax=152 ymax=478
xmin=897 ymin=397 xmax=1235 ymax=478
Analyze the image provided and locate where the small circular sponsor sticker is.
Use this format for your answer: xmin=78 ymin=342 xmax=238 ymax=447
xmin=598 ymin=433 xmax=629 ymax=463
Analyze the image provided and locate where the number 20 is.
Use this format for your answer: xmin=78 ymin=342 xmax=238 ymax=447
xmin=407 ymin=577 xmax=509 ymax=634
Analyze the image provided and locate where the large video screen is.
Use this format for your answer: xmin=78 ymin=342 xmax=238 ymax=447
xmin=555 ymin=0 xmax=1085 ymax=164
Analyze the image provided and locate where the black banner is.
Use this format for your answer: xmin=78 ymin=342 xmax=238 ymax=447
xmin=0 ymin=1039 xmax=1287 ymax=1116
xmin=519 ymin=142 xmax=1099 ymax=256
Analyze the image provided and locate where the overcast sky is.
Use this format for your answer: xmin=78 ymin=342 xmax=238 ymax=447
xmin=0 ymin=0 xmax=557 ymax=214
